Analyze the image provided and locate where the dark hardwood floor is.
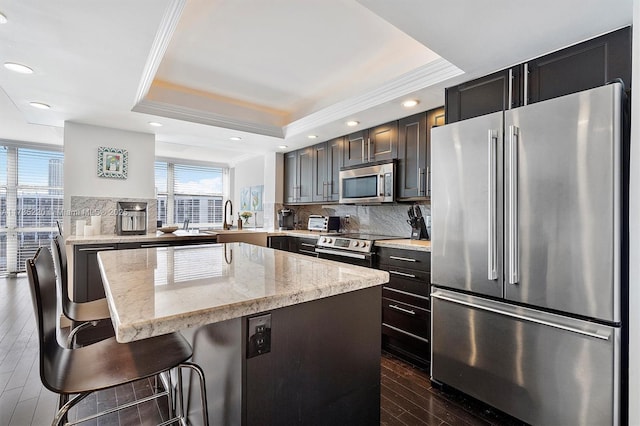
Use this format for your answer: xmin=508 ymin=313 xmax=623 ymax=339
xmin=1 ymin=274 xmax=524 ymax=425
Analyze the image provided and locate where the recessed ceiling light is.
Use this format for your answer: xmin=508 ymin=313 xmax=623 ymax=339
xmin=230 ymin=136 xmax=242 ymax=141
xmin=148 ymin=121 xmax=162 ymax=127
xmin=308 ymin=135 xmax=318 ymax=139
xmin=29 ymin=102 xmax=50 ymax=110
xmin=402 ymin=99 xmax=419 ymax=108
xmin=346 ymin=120 xmax=359 ymax=127
xmin=0 ymin=12 xmax=7 ymax=24
xmin=4 ymin=62 xmax=33 ymax=74
xmin=278 ymin=145 xmax=288 ymax=149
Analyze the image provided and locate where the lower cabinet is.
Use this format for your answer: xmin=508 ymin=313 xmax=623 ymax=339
xmin=267 ymin=235 xmax=291 ymax=251
xmin=291 ymin=237 xmax=319 ymax=257
xmin=377 ymin=247 xmax=431 ymax=368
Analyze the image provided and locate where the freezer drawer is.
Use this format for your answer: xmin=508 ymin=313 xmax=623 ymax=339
xmin=431 ymin=289 xmax=620 ymax=426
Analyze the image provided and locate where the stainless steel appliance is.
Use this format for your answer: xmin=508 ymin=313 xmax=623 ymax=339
xmin=307 ymin=215 xmax=340 ymax=232
xmin=116 ymin=201 xmax=147 ymax=235
xmin=430 ymin=83 xmax=627 ymax=425
xmin=277 ymin=208 xmax=295 ymax=230
xmin=339 ymin=160 xmax=395 ymax=204
xmin=315 ymin=233 xmax=400 ymax=268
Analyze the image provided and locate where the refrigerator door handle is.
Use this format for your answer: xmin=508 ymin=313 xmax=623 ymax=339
xmin=487 ymin=129 xmax=498 ymax=280
xmin=508 ymin=125 xmax=519 ymax=285
xmin=431 ymin=291 xmax=611 ymax=341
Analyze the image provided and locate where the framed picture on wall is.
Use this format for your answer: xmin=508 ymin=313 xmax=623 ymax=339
xmin=97 ymin=146 xmax=128 ymax=179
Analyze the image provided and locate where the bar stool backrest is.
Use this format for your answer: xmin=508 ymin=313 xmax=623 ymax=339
xmin=26 ymin=247 xmax=67 ymax=393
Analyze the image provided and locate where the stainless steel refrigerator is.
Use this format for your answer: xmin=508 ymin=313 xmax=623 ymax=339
xmin=430 ymin=82 xmax=626 ymax=425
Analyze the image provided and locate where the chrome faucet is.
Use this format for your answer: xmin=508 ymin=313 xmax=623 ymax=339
xmin=223 ymin=199 xmax=233 ymax=230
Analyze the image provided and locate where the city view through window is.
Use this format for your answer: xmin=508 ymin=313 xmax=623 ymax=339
xmin=0 ymin=147 xmax=226 ymax=276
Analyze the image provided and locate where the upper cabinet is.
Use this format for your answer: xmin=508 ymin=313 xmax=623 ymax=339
xmin=445 ymin=26 xmax=631 ymax=124
xmin=397 ymin=107 xmax=445 ymax=200
xmin=284 ymin=147 xmax=313 ymax=204
xmin=311 ymin=137 xmax=343 ymax=203
xmin=343 ymin=121 xmax=398 ymax=167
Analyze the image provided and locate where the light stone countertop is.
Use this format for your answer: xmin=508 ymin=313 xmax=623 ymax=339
xmin=97 ymin=243 xmax=389 ymax=343
xmin=374 ymin=239 xmax=431 ymax=252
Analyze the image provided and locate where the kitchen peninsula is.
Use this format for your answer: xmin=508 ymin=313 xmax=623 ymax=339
xmin=97 ymin=242 xmax=389 ymax=425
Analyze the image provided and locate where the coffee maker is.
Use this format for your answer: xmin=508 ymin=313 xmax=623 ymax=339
xmin=278 ymin=208 xmax=295 ymax=230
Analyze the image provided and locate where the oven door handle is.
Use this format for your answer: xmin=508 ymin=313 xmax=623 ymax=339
xmin=314 ymin=247 xmax=368 ymax=260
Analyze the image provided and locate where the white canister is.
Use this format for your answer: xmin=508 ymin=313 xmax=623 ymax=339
xmin=91 ymin=215 xmax=102 ymax=235
xmin=84 ymin=224 xmax=94 ymax=236
xmin=75 ymin=220 xmax=86 ymax=237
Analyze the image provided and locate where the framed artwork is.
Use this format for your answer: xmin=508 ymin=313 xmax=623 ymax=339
xmin=250 ymin=185 xmax=263 ymax=211
xmin=240 ymin=187 xmax=250 ymax=211
xmin=97 ymin=147 xmax=128 ymax=179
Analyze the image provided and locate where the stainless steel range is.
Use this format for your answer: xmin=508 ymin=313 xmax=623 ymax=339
xmin=315 ymin=233 xmax=401 ymax=268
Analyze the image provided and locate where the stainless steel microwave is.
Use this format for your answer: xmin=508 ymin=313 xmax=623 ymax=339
xmin=339 ymin=160 xmax=395 ymax=204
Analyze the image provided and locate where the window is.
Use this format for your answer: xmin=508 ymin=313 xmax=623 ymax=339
xmin=0 ymin=145 xmax=63 ymax=275
xmin=155 ymin=161 xmax=225 ymax=228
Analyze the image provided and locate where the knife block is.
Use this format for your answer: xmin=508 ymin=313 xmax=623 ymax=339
xmin=410 ymin=217 xmax=429 ymax=240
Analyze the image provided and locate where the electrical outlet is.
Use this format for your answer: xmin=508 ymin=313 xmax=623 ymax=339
xmin=247 ymin=313 xmax=271 ymax=358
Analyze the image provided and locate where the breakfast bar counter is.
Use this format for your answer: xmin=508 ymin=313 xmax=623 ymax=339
xmin=97 ymin=243 xmax=389 ymax=425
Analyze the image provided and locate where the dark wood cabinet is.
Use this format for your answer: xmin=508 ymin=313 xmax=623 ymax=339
xmin=311 ymin=137 xmax=343 ymax=203
xmin=284 ymin=147 xmax=313 ymax=204
xmin=267 ymin=235 xmax=291 ymax=251
xmin=445 ymin=27 xmax=631 ymax=123
xmin=343 ymin=121 xmax=397 ymax=167
xmin=446 ymin=67 xmax=522 ymax=124
xmin=377 ymin=247 xmax=431 ymax=368
xmin=526 ymin=26 xmax=632 ymax=104
xmin=397 ymin=107 xmax=445 ymax=200
xmin=291 ymin=236 xmax=318 ymax=257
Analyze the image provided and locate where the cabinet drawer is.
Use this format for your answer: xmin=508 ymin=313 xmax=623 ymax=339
xmin=387 ymin=265 xmax=430 ymax=285
xmin=382 ymin=328 xmax=430 ymax=369
xmin=378 ymin=247 xmax=430 ymax=270
xmin=384 ymin=272 xmax=430 ymax=299
xmin=382 ymin=297 xmax=430 ymax=340
xmin=383 ymin=287 xmax=429 ymax=310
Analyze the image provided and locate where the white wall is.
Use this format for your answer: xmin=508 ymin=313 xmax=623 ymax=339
xmin=628 ymin=2 xmax=639 ymax=423
xmin=232 ymin=156 xmax=265 ymax=227
xmin=63 ymin=122 xmax=156 ymax=231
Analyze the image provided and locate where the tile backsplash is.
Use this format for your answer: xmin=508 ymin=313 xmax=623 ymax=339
xmin=283 ymin=203 xmax=431 ymax=239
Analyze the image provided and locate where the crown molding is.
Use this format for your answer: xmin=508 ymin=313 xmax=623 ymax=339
xmin=283 ymin=58 xmax=463 ymax=137
xmin=134 ymin=0 xmax=186 ymax=105
xmin=133 ymin=99 xmax=285 ymax=138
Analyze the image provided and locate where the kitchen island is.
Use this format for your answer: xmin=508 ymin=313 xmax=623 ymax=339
xmin=97 ymin=243 xmax=389 ymax=425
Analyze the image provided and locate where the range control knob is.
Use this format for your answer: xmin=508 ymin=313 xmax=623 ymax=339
xmin=327 ymin=238 xmax=332 ymax=243
xmin=354 ymin=241 xmax=360 ymax=247
xmin=322 ymin=238 xmax=327 ymax=243
xmin=362 ymin=242 xmax=368 ymax=248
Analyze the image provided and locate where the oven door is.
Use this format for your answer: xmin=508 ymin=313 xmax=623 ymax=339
xmin=315 ymin=247 xmax=374 ymax=268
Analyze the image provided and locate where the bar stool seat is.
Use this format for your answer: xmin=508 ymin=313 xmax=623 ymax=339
xmin=51 ymin=234 xmax=113 ymax=346
xmin=27 ymin=247 xmax=209 ymax=426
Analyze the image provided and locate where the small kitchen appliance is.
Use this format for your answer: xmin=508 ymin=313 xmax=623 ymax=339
xmin=116 ymin=201 xmax=147 ymax=235
xmin=307 ymin=215 xmax=340 ymax=232
xmin=277 ymin=208 xmax=295 ymax=230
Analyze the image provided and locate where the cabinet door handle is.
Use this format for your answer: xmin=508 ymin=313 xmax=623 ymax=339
xmin=418 ymin=167 xmax=424 ymax=195
xmin=140 ymin=243 xmax=170 ymax=248
xmin=78 ymin=246 xmax=116 ymax=252
xmin=523 ymin=63 xmax=529 ymax=106
xmin=367 ymin=138 xmax=372 ymax=162
xmin=426 ymin=166 xmax=430 ymax=196
xmin=390 ymin=270 xmax=417 ymax=278
xmin=389 ymin=255 xmax=417 ymax=262
xmin=300 ymin=243 xmax=315 ymax=248
xmin=299 ymin=249 xmax=319 ymax=256
xmin=389 ymin=304 xmax=416 ymax=315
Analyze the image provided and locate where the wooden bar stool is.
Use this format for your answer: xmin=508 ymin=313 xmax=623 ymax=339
xmin=27 ymin=247 xmax=209 ymax=426
xmin=51 ymin=234 xmax=114 ymax=347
